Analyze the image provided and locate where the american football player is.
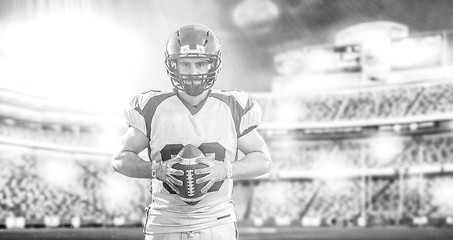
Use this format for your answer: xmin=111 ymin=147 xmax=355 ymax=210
xmin=112 ymin=24 xmax=272 ymax=240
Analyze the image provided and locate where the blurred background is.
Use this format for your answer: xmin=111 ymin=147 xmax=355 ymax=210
xmin=1 ymin=0 xmax=453 ymax=239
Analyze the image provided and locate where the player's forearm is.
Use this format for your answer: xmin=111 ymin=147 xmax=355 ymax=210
xmin=232 ymin=151 xmax=272 ymax=179
xmin=112 ymin=151 xmax=152 ymax=178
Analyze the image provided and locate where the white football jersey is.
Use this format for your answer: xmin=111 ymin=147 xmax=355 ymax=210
xmin=124 ymin=88 xmax=262 ymax=234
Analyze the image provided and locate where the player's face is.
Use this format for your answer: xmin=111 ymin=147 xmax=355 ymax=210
xmin=175 ymin=57 xmax=212 ymax=96
xmin=176 ymin=58 xmax=211 ymax=83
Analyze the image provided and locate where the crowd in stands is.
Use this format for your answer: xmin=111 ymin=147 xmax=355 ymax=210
xmin=247 ymin=132 xmax=453 ymax=226
xmin=247 ymin=175 xmax=453 ymax=226
xmin=2 ymin=119 xmax=453 ymax=227
xmin=0 ymin=116 xmax=120 ymax=149
xmin=254 ymin=80 xmax=453 ymax=123
xmin=2 ymin=80 xmax=453 ymax=152
xmin=367 ymin=178 xmax=400 ymax=226
xmin=2 ymin=79 xmax=453 ymax=228
xmin=0 ymin=150 xmax=150 ymax=226
xmin=267 ymin=133 xmax=453 ymax=173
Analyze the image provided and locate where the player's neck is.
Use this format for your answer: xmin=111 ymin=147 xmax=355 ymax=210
xmin=178 ymin=90 xmax=210 ymax=107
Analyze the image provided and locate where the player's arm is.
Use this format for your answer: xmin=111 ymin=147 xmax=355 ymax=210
xmin=112 ymin=127 xmax=184 ymax=192
xmin=112 ymin=127 xmax=151 ymax=178
xmin=232 ymin=128 xmax=272 ymax=179
xmin=196 ymin=128 xmax=272 ymax=193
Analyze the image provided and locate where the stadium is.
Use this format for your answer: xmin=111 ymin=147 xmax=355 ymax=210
xmin=1 ymin=0 xmax=453 ymax=239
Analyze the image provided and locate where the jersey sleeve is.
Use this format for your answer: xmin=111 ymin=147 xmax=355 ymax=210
xmin=124 ymin=90 xmax=175 ymax=138
xmin=239 ymin=94 xmax=262 ymax=137
xmin=124 ymin=94 xmax=147 ymax=137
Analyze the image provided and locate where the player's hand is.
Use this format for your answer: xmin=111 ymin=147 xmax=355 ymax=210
xmin=155 ymin=158 xmax=184 ymax=194
xmin=194 ymin=158 xmax=229 ymax=194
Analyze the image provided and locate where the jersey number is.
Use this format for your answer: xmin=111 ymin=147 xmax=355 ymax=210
xmin=160 ymin=142 xmax=226 ymax=194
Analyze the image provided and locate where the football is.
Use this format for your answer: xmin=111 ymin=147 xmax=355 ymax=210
xmin=173 ymin=144 xmax=208 ymax=205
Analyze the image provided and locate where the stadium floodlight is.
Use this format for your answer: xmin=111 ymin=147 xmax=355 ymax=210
xmin=301 ymin=217 xmax=321 ymax=227
xmin=44 ymin=215 xmax=60 ymax=228
xmin=38 ymin=157 xmax=81 ymax=191
xmin=260 ymin=182 xmax=290 ymax=209
xmin=71 ymin=216 xmax=81 ymax=228
xmin=412 ymin=216 xmax=428 ymax=226
xmin=312 ymin=152 xmax=355 ymax=180
xmin=232 ymin=0 xmax=279 ymax=31
xmin=1 ymin=12 xmax=143 ymax=110
xmin=113 ymin=216 xmax=126 ymax=226
xmin=273 ymin=99 xmax=299 ymax=123
xmin=5 ymin=216 xmax=16 ymax=229
xmin=253 ymin=218 xmax=264 ymax=226
xmin=447 ymin=216 xmax=453 ymax=225
xmin=393 ymin=124 xmax=402 ymax=132
xmin=431 ymin=178 xmax=453 ymax=210
xmin=369 ymin=134 xmax=403 ymax=165
xmin=101 ymin=173 xmax=137 ymax=213
xmin=391 ymin=35 xmax=443 ymax=70
xmin=357 ymin=215 xmax=367 ymax=227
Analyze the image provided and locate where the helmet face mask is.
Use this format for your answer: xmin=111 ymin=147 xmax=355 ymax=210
xmin=165 ymin=24 xmax=222 ymax=96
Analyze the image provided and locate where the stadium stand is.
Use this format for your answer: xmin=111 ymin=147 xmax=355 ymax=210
xmin=2 ymin=83 xmax=453 ymax=228
xmin=2 ymin=28 xmax=453 ymax=231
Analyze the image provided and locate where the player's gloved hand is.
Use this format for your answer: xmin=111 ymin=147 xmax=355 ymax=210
xmin=194 ymin=158 xmax=232 ymax=194
xmin=154 ymin=158 xmax=184 ymax=194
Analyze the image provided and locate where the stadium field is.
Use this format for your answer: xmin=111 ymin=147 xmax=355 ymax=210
xmin=1 ymin=226 xmax=453 ymax=240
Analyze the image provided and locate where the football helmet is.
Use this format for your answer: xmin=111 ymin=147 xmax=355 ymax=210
xmin=165 ymin=24 xmax=222 ymax=96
